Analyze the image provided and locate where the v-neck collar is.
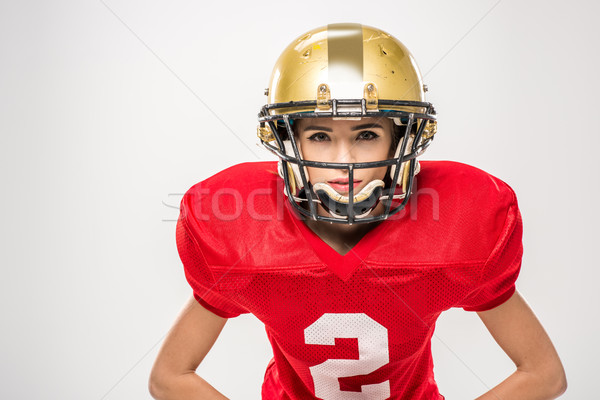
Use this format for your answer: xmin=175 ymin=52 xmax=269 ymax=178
xmin=285 ymin=201 xmax=392 ymax=281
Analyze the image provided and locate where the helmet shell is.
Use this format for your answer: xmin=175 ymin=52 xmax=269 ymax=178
xmin=267 ymin=23 xmax=426 ymax=114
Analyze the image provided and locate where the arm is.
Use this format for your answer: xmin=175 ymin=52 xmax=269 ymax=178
xmin=149 ymin=295 xmax=230 ymax=400
xmin=474 ymin=290 xmax=567 ymax=400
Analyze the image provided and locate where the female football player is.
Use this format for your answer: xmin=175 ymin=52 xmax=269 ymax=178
xmin=149 ymin=24 xmax=566 ymax=399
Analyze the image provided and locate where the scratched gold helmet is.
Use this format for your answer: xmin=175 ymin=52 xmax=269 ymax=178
xmin=257 ymin=23 xmax=437 ymax=224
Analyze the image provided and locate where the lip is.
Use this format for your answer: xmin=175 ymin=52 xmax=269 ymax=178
xmin=327 ymin=179 xmax=362 ymax=192
xmin=327 ymin=177 xmax=362 ymax=184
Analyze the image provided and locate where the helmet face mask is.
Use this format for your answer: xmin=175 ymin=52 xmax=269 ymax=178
xmin=257 ymin=23 xmax=437 ymax=224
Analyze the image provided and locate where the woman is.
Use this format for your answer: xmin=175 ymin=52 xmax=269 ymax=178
xmin=149 ymin=23 xmax=566 ymax=399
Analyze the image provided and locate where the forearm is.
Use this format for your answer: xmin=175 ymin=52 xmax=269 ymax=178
xmin=149 ymin=371 xmax=229 ymax=400
xmin=475 ymin=367 xmax=566 ymax=400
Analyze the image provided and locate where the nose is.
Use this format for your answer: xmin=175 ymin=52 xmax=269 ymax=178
xmin=334 ymin=140 xmax=357 ymax=164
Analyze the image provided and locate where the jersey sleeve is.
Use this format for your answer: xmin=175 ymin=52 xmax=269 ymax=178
xmin=175 ymin=196 xmax=248 ymax=318
xmin=458 ymin=195 xmax=523 ymax=312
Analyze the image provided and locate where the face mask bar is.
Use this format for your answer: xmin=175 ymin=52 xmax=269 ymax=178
xmin=258 ymin=98 xmax=436 ymax=224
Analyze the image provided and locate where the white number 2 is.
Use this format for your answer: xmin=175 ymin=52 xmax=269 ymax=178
xmin=304 ymin=313 xmax=390 ymax=399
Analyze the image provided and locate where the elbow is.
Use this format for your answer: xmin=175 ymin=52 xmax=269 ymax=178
xmin=148 ymin=375 xmax=162 ymax=400
xmin=518 ymin=357 xmax=567 ymax=399
xmin=545 ymin=357 xmax=567 ymax=398
xmin=528 ymin=361 xmax=568 ymax=399
xmin=148 ymin=369 xmax=170 ymax=400
xmin=550 ymin=367 xmax=567 ymax=398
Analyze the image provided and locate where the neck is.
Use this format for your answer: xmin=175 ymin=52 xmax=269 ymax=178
xmin=303 ymin=201 xmax=386 ymax=255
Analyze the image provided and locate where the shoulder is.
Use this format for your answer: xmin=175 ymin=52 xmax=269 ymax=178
xmin=376 ymin=160 xmax=520 ymax=263
xmin=416 ymin=160 xmax=517 ymax=220
xmin=184 ymin=161 xmax=279 ymax=198
xmin=419 ymin=160 xmax=516 ymax=204
xmin=178 ymin=161 xmax=312 ymax=267
xmin=181 ymin=161 xmax=279 ymax=218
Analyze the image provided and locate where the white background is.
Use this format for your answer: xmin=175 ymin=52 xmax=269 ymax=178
xmin=1 ymin=0 xmax=598 ymax=399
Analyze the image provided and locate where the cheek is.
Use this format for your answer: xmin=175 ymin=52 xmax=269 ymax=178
xmin=300 ymin=141 xmax=334 ymax=162
xmin=303 ymin=166 xmax=327 ymax=186
xmin=388 ymin=142 xmax=396 ymax=157
xmin=368 ymin=166 xmax=389 ymax=181
xmin=358 ymin=141 xmax=394 ymax=163
xmin=305 ymin=165 xmax=327 ymax=176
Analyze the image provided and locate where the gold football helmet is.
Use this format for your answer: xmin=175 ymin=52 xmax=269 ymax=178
xmin=257 ymin=23 xmax=437 ymax=224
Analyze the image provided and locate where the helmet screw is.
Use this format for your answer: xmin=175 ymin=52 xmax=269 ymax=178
xmin=367 ymin=84 xmax=374 ymax=91
xmin=319 ymin=84 xmax=327 ymax=93
xmin=264 ymin=88 xmax=269 ymax=96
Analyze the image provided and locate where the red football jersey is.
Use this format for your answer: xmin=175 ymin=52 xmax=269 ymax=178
xmin=176 ymin=160 xmax=522 ymax=400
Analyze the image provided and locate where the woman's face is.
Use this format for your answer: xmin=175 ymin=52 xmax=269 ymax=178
xmin=295 ymin=117 xmax=394 ymax=196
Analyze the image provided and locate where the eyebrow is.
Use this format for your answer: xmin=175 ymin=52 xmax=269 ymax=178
xmin=301 ymin=123 xmax=385 ymax=132
xmin=302 ymin=125 xmax=333 ymax=132
xmin=350 ymin=123 xmax=384 ymax=131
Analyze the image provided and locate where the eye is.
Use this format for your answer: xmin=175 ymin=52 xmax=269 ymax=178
xmin=307 ymin=132 xmax=330 ymax=142
xmin=357 ymin=130 xmax=379 ymax=140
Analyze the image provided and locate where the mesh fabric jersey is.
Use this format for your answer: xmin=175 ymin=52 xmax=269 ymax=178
xmin=176 ymin=160 xmax=522 ymax=400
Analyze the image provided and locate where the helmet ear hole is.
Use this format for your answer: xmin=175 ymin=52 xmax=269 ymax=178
xmin=390 ymin=123 xmax=405 ymax=155
xmin=277 ymin=127 xmax=289 ymax=141
xmin=275 ymin=123 xmax=291 ymax=141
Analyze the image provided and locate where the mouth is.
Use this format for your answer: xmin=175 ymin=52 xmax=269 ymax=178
xmin=326 ymin=179 xmax=363 ymax=192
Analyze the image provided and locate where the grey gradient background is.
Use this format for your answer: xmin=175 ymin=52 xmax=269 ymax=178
xmin=0 ymin=0 xmax=598 ymax=399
